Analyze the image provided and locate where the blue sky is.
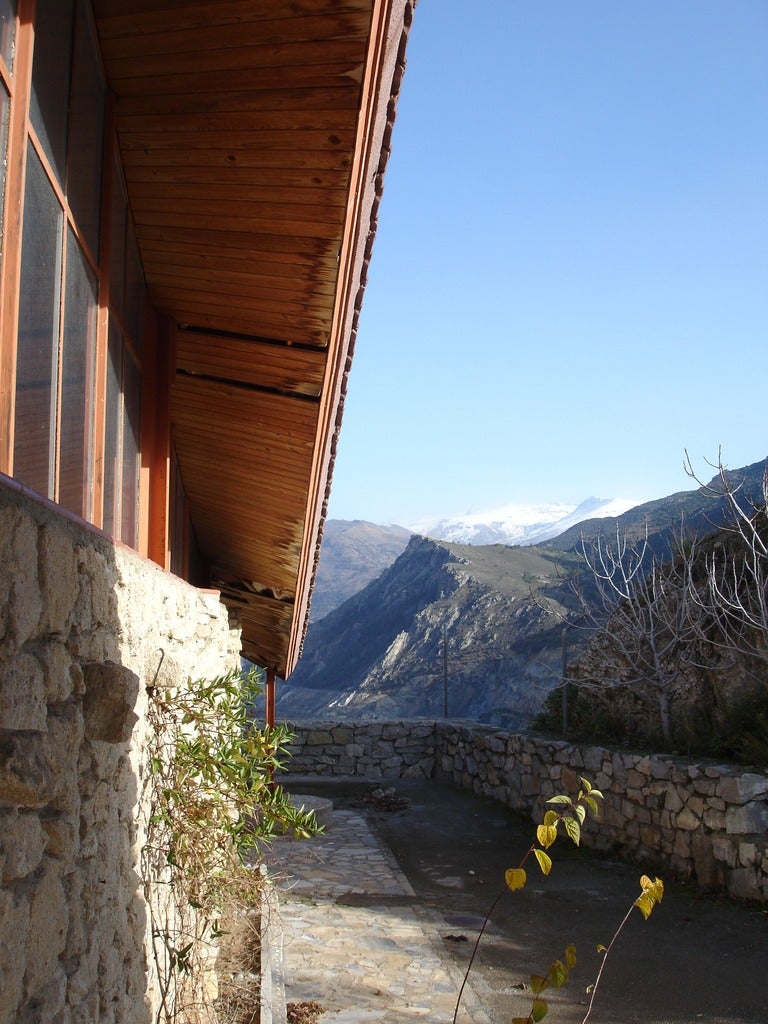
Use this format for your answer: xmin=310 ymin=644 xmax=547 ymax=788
xmin=326 ymin=1 xmax=768 ymax=526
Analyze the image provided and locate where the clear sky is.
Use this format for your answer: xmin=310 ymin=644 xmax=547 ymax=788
xmin=326 ymin=1 xmax=768 ymax=527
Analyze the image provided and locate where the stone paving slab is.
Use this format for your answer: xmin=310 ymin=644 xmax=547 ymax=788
xmin=264 ymin=809 xmax=488 ymax=1024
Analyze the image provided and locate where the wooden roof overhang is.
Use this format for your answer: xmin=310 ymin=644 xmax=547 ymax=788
xmin=93 ymin=0 xmax=413 ymax=678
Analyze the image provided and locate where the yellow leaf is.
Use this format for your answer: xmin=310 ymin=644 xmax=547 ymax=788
xmin=564 ymin=817 xmax=581 ymax=846
xmin=574 ymin=803 xmax=586 ymax=825
xmin=532 ymin=997 xmax=549 ymax=1021
xmin=547 ymin=794 xmax=572 ymax=805
xmin=565 ymin=945 xmax=577 ymax=969
xmin=543 ymin=810 xmax=559 ymax=827
xmin=583 ymin=795 xmax=600 ymax=817
xmin=639 ymin=875 xmax=664 ymax=903
xmin=550 ymin=960 xmax=567 ymax=988
xmin=580 ymin=777 xmax=592 ymax=793
xmin=506 ymin=867 xmax=527 ymax=892
xmin=634 ymin=892 xmax=656 ymax=920
xmin=534 ymin=848 xmax=553 ymax=876
xmin=530 ymin=974 xmax=549 ymax=995
xmin=596 ymin=944 xmax=607 ymax=954
xmin=537 ymin=824 xmax=558 ymax=849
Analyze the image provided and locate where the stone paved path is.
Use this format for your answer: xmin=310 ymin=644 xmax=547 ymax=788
xmin=264 ymin=809 xmax=488 ymax=1024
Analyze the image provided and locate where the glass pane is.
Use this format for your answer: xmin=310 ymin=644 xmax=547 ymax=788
xmin=29 ymin=0 xmax=74 ymax=186
xmin=14 ymin=143 xmax=63 ymax=497
xmin=109 ymin=157 xmax=127 ymax=317
xmin=67 ymin=0 xmax=105 ymax=259
xmin=125 ymin=217 xmax=145 ymax=352
xmin=120 ymin=350 xmax=141 ymax=547
xmin=0 ymin=84 xmax=9 ymax=261
xmin=0 ymin=0 xmax=16 ymax=71
xmin=58 ymin=227 xmax=97 ymax=517
xmin=102 ymin=318 xmax=122 ymax=537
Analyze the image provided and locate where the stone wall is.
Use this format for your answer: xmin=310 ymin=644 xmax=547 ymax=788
xmin=0 ymin=480 xmax=240 ymax=1024
xmin=281 ymin=719 xmax=768 ymax=902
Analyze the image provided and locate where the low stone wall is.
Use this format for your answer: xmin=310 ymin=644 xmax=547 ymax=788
xmin=281 ymin=719 xmax=768 ymax=902
xmin=0 ymin=480 xmax=240 ymax=1024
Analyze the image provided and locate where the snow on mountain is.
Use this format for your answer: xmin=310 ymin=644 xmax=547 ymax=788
xmin=406 ymin=496 xmax=641 ymax=546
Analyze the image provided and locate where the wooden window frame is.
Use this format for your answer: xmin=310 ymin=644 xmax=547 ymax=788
xmin=0 ymin=0 xmax=160 ymax=560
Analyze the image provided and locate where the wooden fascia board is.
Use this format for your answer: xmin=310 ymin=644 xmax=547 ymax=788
xmin=285 ymin=0 xmax=413 ymax=677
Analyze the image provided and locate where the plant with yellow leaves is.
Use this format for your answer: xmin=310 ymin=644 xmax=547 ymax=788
xmin=452 ymin=777 xmax=663 ymax=1024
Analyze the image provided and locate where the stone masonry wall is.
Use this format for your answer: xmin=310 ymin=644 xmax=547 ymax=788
xmin=0 ymin=480 xmax=240 ymax=1024
xmin=282 ymin=719 xmax=768 ymax=902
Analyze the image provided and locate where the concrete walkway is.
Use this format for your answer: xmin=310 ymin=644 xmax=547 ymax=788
xmin=264 ymin=777 xmax=767 ymax=1024
xmin=264 ymin=805 xmax=488 ymax=1024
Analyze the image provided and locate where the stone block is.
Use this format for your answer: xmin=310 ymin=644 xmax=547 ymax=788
xmin=24 ymin=858 xmax=68 ymax=997
xmin=725 ymin=801 xmax=768 ymax=835
xmin=2 ymin=811 xmax=46 ymax=880
xmin=38 ymin=524 xmax=78 ymax=636
xmin=0 ymin=652 xmax=46 ymax=732
xmin=82 ymin=662 xmax=139 ymax=744
xmin=718 ymin=772 xmax=768 ymax=805
xmin=677 ymin=804 xmax=703 ymax=832
xmin=37 ymin=641 xmax=77 ymax=704
xmin=0 ymin=733 xmax=54 ymax=808
xmin=9 ymin=512 xmax=43 ymax=647
xmin=0 ymin=887 xmax=30 ymax=1024
xmin=727 ymin=866 xmax=760 ymax=901
xmin=664 ymin=787 xmax=684 ymax=813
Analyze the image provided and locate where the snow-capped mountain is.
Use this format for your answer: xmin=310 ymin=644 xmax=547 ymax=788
xmin=406 ymin=496 xmax=641 ymax=546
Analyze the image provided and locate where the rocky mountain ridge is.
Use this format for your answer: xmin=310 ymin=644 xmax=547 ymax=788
xmin=284 ymin=458 xmax=768 ymax=728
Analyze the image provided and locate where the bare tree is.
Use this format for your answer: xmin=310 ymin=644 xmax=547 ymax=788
xmin=572 ymin=524 xmax=702 ymax=746
xmin=684 ymin=450 xmax=768 ymax=671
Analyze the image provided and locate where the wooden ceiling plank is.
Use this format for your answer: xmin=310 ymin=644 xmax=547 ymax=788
xmin=149 ymin=280 xmax=334 ymax=321
xmin=125 ymin=164 xmax=352 ymax=192
xmin=142 ymin=257 xmax=338 ymax=298
xmin=136 ymin=223 xmax=340 ymax=260
xmin=122 ymin=147 xmax=352 ymax=172
xmin=146 ymin=267 xmax=336 ymax=306
xmin=128 ymin=178 xmax=347 ymax=211
xmin=130 ymin=195 xmax=346 ymax=230
xmin=117 ymin=109 xmax=360 ymax=136
xmin=104 ymin=38 xmax=366 ymax=81
xmin=106 ymin=63 xmax=365 ymax=97
xmin=96 ymin=0 xmax=372 ymax=39
xmin=115 ymin=85 xmax=363 ymax=118
xmin=120 ymin=127 xmax=355 ymax=155
xmin=165 ymin=309 xmax=330 ymax=345
xmin=99 ymin=12 xmax=370 ymax=58
xmin=156 ymin=293 xmax=333 ymax=333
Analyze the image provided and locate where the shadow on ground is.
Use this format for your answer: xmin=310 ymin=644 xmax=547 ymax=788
xmin=282 ymin=776 xmax=766 ymax=1024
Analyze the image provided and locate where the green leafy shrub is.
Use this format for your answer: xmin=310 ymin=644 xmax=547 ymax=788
xmin=143 ymin=665 xmax=319 ymax=1021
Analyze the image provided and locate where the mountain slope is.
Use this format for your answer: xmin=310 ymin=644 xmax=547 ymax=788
xmin=407 ymin=496 xmax=639 ymax=546
xmin=546 ymin=459 xmax=768 ymax=555
xmin=280 ymin=536 xmax=582 ymax=726
xmin=309 ymin=520 xmax=411 ymax=621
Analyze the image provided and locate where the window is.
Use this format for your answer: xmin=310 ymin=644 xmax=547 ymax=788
xmin=0 ymin=0 xmax=153 ymax=556
xmin=7 ymin=0 xmax=145 ymax=543
xmin=104 ymin=161 xmax=145 ymax=545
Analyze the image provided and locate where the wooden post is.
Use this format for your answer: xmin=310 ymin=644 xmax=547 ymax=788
xmin=265 ymin=667 xmax=276 ymax=729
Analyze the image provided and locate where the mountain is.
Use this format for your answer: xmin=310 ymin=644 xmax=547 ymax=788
xmin=545 ymin=458 xmax=768 ymax=556
xmin=407 ymin=496 xmax=640 ymax=546
xmin=310 ymin=497 xmax=637 ymax=621
xmin=309 ymin=520 xmax=411 ymax=621
xmin=283 ymin=458 xmax=768 ymax=728
xmin=281 ymin=537 xmax=583 ymax=727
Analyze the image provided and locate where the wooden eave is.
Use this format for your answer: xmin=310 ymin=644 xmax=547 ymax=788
xmin=93 ymin=0 xmax=412 ymax=678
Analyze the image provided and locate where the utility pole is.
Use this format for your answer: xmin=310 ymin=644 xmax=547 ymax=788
xmin=443 ymin=624 xmax=449 ymax=718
